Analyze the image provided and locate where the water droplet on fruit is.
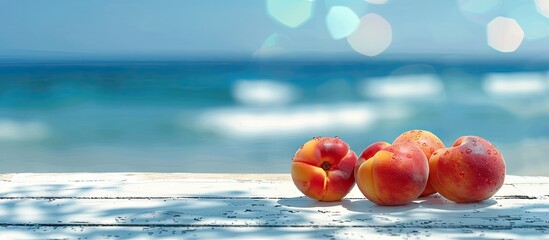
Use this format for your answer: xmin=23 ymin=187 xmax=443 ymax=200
xmin=484 ymin=178 xmax=489 ymax=183
xmin=335 ymin=136 xmax=339 ymax=139
xmin=392 ymin=154 xmax=396 ymax=159
xmin=492 ymin=156 xmax=497 ymax=161
xmin=493 ymin=150 xmax=498 ymax=155
xmin=406 ymin=154 xmax=412 ymax=158
xmin=486 ymin=150 xmax=491 ymax=155
xmin=429 ymin=148 xmax=434 ymax=153
xmin=460 ymin=171 xmax=465 ymax=178
xmin=466 ymin=149 xmax=472 ymax=154
xmin=422 ymin=142 xmax=427 ymax=147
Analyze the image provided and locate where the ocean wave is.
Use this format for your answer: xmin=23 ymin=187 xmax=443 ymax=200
xmin=483 ymin=72 xmax=548 ymax=97
xmin=0 ymin=119 xmax=50 ymax=141
xmin=359 ymin=74 xmax=445 ymax=100
xmin=232 ymin=79 xmax=298 ymax=106
xmin=197 ymin=102 xmax=409 ymax=137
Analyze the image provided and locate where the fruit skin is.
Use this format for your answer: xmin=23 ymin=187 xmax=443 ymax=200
xmin=393 ymin=130 xmax=445 ymax=197
xmin=355 ymin=142 xmax=429 ymax=206
xmin=354 ymin=141 xmax=391 ymax=179
xmin=429 ymin=136 xmax=506 ymax=203
xmin=291 ymin=137 xmax=357 ymax=202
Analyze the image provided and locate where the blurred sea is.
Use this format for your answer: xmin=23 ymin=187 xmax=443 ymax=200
xmin=1 ymin=61 xmax=548 ymax=176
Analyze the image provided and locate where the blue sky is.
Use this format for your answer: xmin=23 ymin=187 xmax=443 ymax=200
xmin=1 ymin=0 xmax=549 ymax=61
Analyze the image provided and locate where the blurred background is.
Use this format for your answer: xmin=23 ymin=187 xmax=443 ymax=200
xmin=1 ymin=0 xmax=548 ymax=176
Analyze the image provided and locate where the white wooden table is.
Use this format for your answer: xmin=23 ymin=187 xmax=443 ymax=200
xmin=0 ymin=173 xmax=547 ymax=239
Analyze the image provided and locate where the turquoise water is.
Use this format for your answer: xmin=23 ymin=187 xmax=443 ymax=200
xmin=1 ymin=61 xmax=548 ymax=176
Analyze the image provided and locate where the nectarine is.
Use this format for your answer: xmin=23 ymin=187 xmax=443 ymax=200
xmin=291 ymin=137 xmax=357 ymax=201
xmin=429 ymin=136 xmax=505 ymax=203
xmin=393 ymin=130 xmax=445 ymax=197
xmin=356 ymin=142 xmax=429 ymax=205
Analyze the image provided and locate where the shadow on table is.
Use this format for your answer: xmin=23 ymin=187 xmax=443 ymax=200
xmin=0 ymin=183 xmax=547 ymax=239
xmin=277 ymin=197 xmax=351 ymax=208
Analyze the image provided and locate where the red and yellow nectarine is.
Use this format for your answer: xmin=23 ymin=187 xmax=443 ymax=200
xmin=291 ymin=137 xmax=357 ymax=201
xmin=355 ymin=142 xmax=429 ymax=206
xmin=393 ymin=130 xmax=445 ymax=197
xmin=429 ymin=136 xmax=505 ymax=203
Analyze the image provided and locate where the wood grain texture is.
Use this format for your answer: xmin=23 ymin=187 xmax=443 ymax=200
xmin=0 ymin=173 xmax=547 ymax=239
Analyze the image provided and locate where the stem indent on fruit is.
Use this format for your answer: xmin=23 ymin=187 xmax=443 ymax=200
xmin=322 ymin=161 xmax=330 ymax=171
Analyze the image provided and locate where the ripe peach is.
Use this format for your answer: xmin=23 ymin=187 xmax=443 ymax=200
xmin=355 ymin=142 xmax=429 ymax=205
xmin=429 ymin=136 xmax=505 ymax=203
xmin=291 ymin=137 xmax=357 ymax=201
xmin=393 ymin=130 xmax=445 ymax=197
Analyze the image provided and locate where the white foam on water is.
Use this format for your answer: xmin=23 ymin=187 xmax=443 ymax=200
xmin=197 ymin=103 xmax=409 ymax=137
xmin=232 ymin=79 xmax=298 ymax=106
xmin=360 ymin=74 xmax=445 ymax=100
xmin=0 ymin=119 xmax=50 ymax=141
xmin=483 ymin=72 xmax=547 ymax=97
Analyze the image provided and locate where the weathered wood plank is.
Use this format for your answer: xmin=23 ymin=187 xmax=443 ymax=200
xmin=0 ymin=173 xmax=292 ymax=182
xmin=0 ymin=174 xmax=544 ymax=198
xmin=1 ymin=226 xmax=547 ymax=240
xmin=0 ymin=173 xmax=542 ymax=184
xmin=0 ymin=197 xmax=546 ymax=227
xmin=0 ymin=173 xmax=547 ymax=239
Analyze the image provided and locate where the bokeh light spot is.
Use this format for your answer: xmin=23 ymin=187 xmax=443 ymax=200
xmin=458 ymin=0 xmax=501 ymax=14
xmin=262 ymin=34 xmax=282 ymax=48
xmin=365 ymin=0 xmax=389 ymax=4
xmin=325 ymin=0 xmax=369 ymax=16
xmin=536 ymin=0 xmax=549 ymax=18
xmin=487 ymin=17 xmax=524 ymax=53
xmin=254 ymin=33 xmax=291 ymax=57
xmin=510 ymin=4 xmax=549 ymax=40
xmin=267 ymin=0 xmax=314 ymax=28
xmin=347 ymin=13 xmax=392 ymax=57
xmin=326 ymin=6 xmax=360 ymax=40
